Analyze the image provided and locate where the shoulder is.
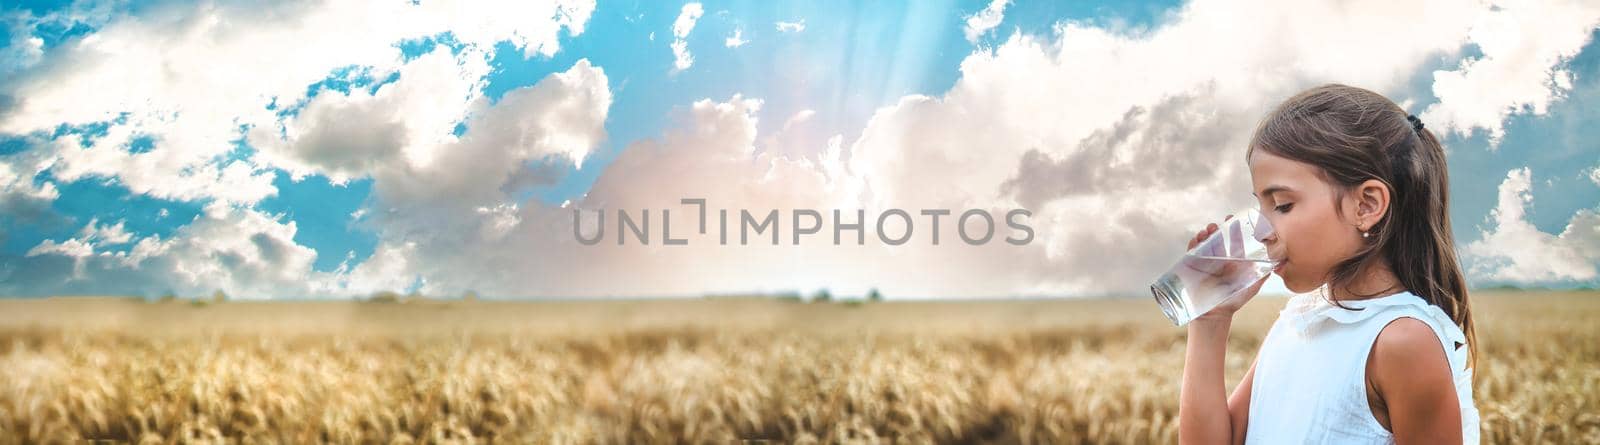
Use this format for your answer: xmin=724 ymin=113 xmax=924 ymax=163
xmin=1366 ymin=316 xmax=1465 ymax=441
xmin=1371 ymin=317 xmax=1448 ymax=368
xmin=1369 ymin=316 xmax=1452 ymax=391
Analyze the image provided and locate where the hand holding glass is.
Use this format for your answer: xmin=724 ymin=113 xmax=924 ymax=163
xmin=1150 ymin=208 xmax=1278 ymax=325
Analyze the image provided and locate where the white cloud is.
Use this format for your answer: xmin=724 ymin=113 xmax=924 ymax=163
xmin=0 ymin=153 xmax=61 ymax=227
xmin=79 ymin=218 xmax=132 ymax=246
xmin=2 ymin=54 xmax=611 ymax=300
xmin=964 ymin=0 xmax=1010 ymax=44
xmin=25 ymin=238 xmax=92 ymax=259
xmin=757 ymin=109 xmax=820 ymax=160
xmin=775 ymin=20 xmax=805 ymax=33
xmin=8 ymin=203 xmax=324 ymax=298
xmin=1421 ymin=0 xmax=1600 ymax=147
xmin=0 ymin=0 xmax=596 ymax=205
xmin=330 ymin=59 xmax=613 ymax=296
xmin=671 ymin=3 xmax=704 ymax=72
xmin=0 ymin=32 xmax=44 ymax=78
xmin=248 ymin=45 xmax=492 ymax=184
xmin=725 ymin=28 xmax=748 ymax=48
xmin=1463 ymin=168 xmax=1599 ymax=284
xmin=0 ymin=2 xmax=120 ymax=77
xmin=0 ymin=0 xmax=602 ymax=297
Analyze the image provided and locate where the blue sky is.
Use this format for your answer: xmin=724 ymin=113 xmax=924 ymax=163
xmin=0 ymin=0 xmax=1596 ymax=298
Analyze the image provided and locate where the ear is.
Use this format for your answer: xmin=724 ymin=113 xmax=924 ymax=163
xmin=1353 ymin=179 xmax=1390 ymax=231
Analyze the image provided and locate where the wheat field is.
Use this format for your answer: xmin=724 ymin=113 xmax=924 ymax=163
xmin=0 ymin=290 xmax=1595 ymax=444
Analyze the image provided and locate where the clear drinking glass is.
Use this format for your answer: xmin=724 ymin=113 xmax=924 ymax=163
xmin=1150 ymin=208 xmax=1278 ymax=326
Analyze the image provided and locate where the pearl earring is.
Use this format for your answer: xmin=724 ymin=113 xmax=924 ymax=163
xmin=1362 ymin=231 xmax=1370 ymax=238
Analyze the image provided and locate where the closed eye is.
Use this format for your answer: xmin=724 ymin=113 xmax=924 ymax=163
xmin=1274 ymin=203 xmax=1294 ymax=213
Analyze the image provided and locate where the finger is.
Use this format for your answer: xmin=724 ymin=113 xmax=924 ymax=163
xmin=1234 ymin=274 xmax=1270 ymax=300
xmin=1247 ymin=272 xmax=1270 ymax=290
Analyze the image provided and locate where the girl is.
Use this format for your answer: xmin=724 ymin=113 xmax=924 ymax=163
xmin=1177 ymin=84 xmax=1479 ymax=444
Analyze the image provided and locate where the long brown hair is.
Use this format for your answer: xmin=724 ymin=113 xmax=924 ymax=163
xmin=1247 ymin=83 xmax=1476 ymax=371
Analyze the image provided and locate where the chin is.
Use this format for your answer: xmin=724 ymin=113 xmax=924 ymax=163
xmin=1281 ymin=276 xmax=1317 ymax=294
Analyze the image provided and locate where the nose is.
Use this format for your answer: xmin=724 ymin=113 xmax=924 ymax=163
xmin=1262 ymin=234 xmax=1286 ymax=261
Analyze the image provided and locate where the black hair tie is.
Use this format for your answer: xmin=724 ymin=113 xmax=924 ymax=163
xmin=1406 ymin=114 xmax=1425 ymax=133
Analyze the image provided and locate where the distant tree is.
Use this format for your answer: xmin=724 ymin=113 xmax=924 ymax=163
xmin=812 ymin=288 xmax=832 ymax=303
xmin=368 ymin=291 xmax=402 ymax=304
xmin=157 ymin=292 xmax=178 ymax=304
xmin=211 ymin=290 xmax=228 ymax=304
xmin=867 ymin=288 xmax=883 ymax=302
xmin=462 ymin=290 xmax=480 ymax=302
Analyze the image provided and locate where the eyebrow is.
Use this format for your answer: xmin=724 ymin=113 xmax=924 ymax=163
xmin=1252 ymin=185 xmax=1293 ymax=198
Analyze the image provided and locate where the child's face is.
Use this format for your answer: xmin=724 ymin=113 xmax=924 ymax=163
xmin=1248 ymin=150 xmax=1365 ymax=293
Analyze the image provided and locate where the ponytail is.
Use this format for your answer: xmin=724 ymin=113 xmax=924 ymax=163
xmin=1390 ymin=125 xmax=1476 ymax=372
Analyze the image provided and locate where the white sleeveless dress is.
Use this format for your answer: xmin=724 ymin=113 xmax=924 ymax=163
xmin=1244 ymin=289 xmax=1479 ymax=444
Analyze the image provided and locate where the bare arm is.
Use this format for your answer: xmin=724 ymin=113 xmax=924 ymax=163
xmin=1370 ymin=317 xmax=1461 ymax=444
xmin=1227 ymin=360 xmax=1255 ymax=444
xmin=1180 ymin=313 xmax=1258 ymax=445
xmin=1178 ymin=217 xmax=1265 ymax=445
